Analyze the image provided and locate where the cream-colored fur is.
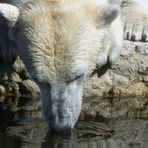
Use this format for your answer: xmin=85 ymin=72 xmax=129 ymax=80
xmin=13 ymin=0 xmax=119 ymax=82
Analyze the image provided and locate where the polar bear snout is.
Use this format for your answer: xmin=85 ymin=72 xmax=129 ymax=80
xmin=40 ymin=81 xmax=82 ymax=132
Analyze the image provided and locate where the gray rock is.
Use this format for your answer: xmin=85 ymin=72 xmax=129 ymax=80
xmin=0 ymin=84 xmax=5 ymax=95
xmin=84 ymin=41 xmax=148 ymax=98
xmin=19 ymin=79 xmax=40 ymax=98
xmin=10 ymin=72 xmax=21 ymax=82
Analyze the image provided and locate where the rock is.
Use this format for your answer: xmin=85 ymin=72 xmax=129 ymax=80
xmin=10 ymin=72 xmax=21 ymax=83
xmin=4 ymin=81 xmax=19 ymax=96
xmin=84 ymin=41 xmax=148 ymax=98
xmin=19 ymin=79 xmax=40 ymax=98
xmin=12 ymin=57 xmax=31 ymax=80
xmin=114 ymin=82 xmax=148 ymax=96
xmin=0 ymin=85 xmax=5 ymax=95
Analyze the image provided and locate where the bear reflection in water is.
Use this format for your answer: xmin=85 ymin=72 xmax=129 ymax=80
xmin=1 ymin=118 xmax=148 ymax=148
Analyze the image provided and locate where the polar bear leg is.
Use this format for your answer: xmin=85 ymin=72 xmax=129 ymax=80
xmin=122 ymin=0 xmax=148 ymax=41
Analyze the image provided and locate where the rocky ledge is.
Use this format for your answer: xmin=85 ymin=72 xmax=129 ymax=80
xmin=0 ymin=40 xmax=147 ymax=99
xmin=84 ymin=41 xmax=148 ymax=98
xmin=0 ymin=57 xmax=40 ymax=98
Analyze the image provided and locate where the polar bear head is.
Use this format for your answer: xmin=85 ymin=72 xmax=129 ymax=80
xmin=0 ymin=0 xmax=119 ymax=132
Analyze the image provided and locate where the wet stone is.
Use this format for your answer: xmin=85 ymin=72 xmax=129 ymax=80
xmin=19 ymin=79 xmax=40 ymax=98
xmin=0 ymin=84 xmax=5 ymax=95
xmin=75 ymin=121 xmax=113 ymax=142
xmin=10 ymin=72 xmax=21 ymax=83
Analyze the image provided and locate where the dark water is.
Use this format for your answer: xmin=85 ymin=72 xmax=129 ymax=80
xmin=0 ymin=96 xmax=148 ymax=148
xmin=0 ymin=118 xmax=113 ymax=148
xmin=1 ymin=117 xmax=148 ymax=148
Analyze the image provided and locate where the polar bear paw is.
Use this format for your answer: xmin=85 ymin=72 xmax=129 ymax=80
xmin=124 ymin=18 xmax=148 ymax=42
xmin=122 ymin=0 xmax=148 ymax=42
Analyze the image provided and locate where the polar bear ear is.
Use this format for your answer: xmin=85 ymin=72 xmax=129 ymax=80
xmin=108 ymin=0 xmax=122 ymax=6
xmin=99 ymin=5 xmax=119 ymax=26
xmin=91 ymin=4 xmax=119 ymax=27
xmin=0 ymin=3 xmax=19 ymax=27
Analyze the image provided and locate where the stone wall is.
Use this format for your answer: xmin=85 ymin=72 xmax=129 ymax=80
xmin=0 ymin=57 xmax=40 ymax=98
xmin=84 ymin=41 xmax=148 ymax=98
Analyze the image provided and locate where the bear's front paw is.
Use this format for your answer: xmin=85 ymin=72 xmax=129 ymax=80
xmin=124 ymin=19 xmax=148 ymax=42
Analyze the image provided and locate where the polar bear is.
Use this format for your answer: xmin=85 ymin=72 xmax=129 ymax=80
xmin=0 ymin=0 xmax=122 ymax=132
xmin=0 ymin=0 xmax=147 ymax=132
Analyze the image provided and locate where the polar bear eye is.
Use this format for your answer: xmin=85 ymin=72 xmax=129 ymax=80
xmin=75 ymin=74 xmax=84 ymax=81
xmin=67 ymin=74 xmax=84 ymax=84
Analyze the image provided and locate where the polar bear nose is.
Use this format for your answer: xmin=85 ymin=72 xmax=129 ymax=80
xmin=40 ymin=81 xmax=82 ymax=132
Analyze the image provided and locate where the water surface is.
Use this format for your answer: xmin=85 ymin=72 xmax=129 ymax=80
xmin=0 ymin=96 xmax=148 ymax=148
